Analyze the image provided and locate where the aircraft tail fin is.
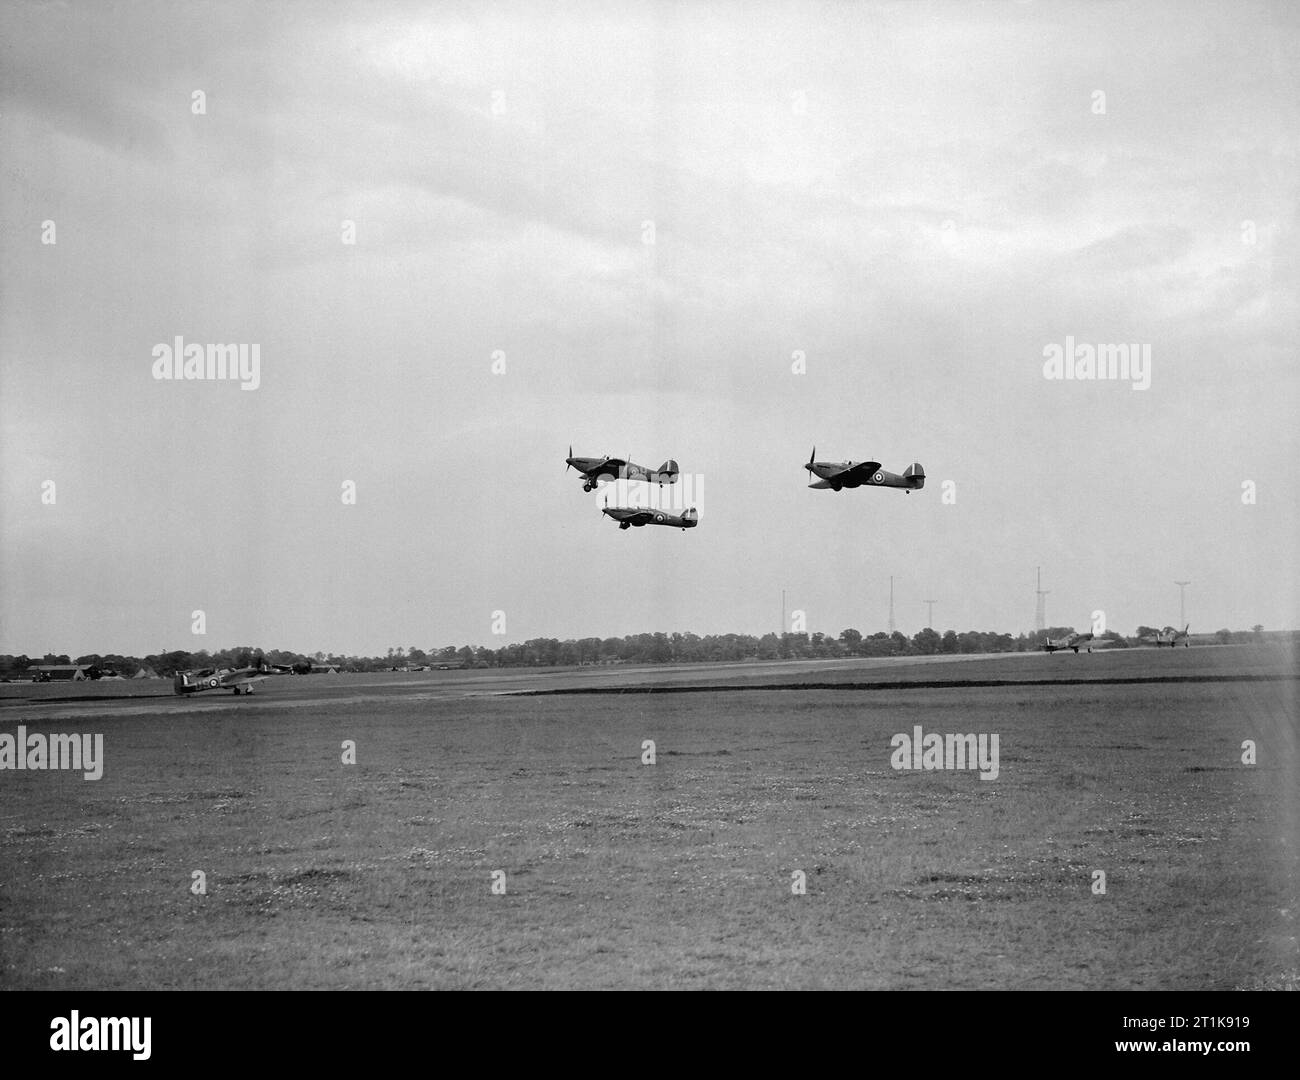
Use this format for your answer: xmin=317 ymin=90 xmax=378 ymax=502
xmin=659 ymin=459 xmax=679 ymax=481
xmin=683 ymin=507 xmax=699 ymax=525
xmin=173 ymin=672 xmax=190 ymax=695
xmin=903 ymin=462 xmax=925 ymax=488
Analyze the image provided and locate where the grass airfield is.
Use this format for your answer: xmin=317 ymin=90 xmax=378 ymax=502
xmin=1 ymin=645 xmax=1296 ymax=990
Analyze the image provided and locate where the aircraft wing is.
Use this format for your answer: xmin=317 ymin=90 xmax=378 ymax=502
xmin=220 ymin=668 xmax=270 ymax=687
xmin=826 ymin=460 xmax=883 ymax=482
xmin=608 ymin=508 xmax=654 ymax=525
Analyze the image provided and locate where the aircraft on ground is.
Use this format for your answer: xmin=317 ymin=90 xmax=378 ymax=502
xmin=566 ymin=447 xmax=680 ymax=492
xmin=1142 ymin=624 xmax=1190 ymax=647
xmin=601 ymin=499 xmax=698 ymax=531
xmin=804 ymin=447 xmax=925 ymax=492
xmin=1041 ymin=631 xmax=1096 ymax=654
xmin=174 ymin=656 xmax=277 ymax=696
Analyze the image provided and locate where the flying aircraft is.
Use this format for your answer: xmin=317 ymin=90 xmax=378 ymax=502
xmin=173 ymin=656 xmax=276 ymax=696
xmin=1041 ymin=631 xmax=1095 ymax=654
xmin=803 ymin=447 xmax=926 ymax=492
xmin=1142 ymin=624 xmax=1190 ymax=647
xmin=601 ymin=499 xmax=699 ymax=531
xmin=566 ymin=447 xmax=680 ymax=492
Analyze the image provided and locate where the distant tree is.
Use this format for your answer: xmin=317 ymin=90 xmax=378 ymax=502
xmin=0 ymin=655 xmax=30 ymax=678
xmin=911 ymin=628 xmax=941 ymax=655
xmin=1215 ymin=628 xmax=1232 ymax=645
xmin=940 ymin=630 xmax=959 ymax=654
xmin=1252 ymin=624 xmax=1264 ymax=640
xmin=154 ymin=650 xmax=195 ymax=676
xmin=781 ymin=632 xmax=810 ymax=659
xmin=648 ymin=633 xmax=671 ymax=663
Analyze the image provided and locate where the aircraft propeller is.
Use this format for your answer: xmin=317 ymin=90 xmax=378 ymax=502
xmin=806 ymin=446 xmax=816 ymax=473
xmin=566 ymin=445 xmax=573 ymax=472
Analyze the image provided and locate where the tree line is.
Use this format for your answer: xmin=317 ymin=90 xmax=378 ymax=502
xmin=0 ymin=625 xmax=1270 ymax=679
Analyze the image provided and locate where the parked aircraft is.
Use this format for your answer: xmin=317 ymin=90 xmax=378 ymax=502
xmin=566 ymin=447 xmax=680 ymax=492
xmin=1041 ymin=631 xmax=1095 ymax=654
xmin=174 ymin=656 xmax=276 ymax=696
xmin=804 ymin=447 xmax=925 ymax=492
xmin=1142 ymin=624 xmax=1190 ymax=647
xmin=602 ymin=500 xmax=698 ymax=531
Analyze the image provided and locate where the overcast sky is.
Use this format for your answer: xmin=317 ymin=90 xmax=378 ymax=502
xmin=2 ymin=0 xmax=1296 ymax=657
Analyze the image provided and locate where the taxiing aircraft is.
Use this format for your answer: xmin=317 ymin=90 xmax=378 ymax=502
xmin=566 ymin=446 xmax=680 ymax=492
xmin=174 ymin=656 xmax=276 ymax=696
xmin=1041 ymin=631 xmax=1095 ymax=654
xmin=1142 ymin=624 xmax=1190 ymax=647
xmin=804 ymin=447 xmax=925 ymax=492
xmin=602 ymin=500 xmax=699 ymax=531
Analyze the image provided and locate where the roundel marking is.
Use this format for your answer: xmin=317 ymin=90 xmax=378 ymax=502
xmin=655 ymin=513 xmax=665 ymax=522
xmin=208 ymin=678 xmax=219 ymax=688
xmin=873 ymin=471 xmax=884 ymax=483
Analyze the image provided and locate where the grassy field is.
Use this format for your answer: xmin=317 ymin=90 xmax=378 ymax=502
xmin=1 ymin=647 xmax=1296 ymax=989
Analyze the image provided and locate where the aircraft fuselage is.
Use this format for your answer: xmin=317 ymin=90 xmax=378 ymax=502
xmin=806 ymin=460 xmax=925 ymax=492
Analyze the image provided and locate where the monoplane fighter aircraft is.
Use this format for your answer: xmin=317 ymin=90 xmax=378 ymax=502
xmin=601 ymin=501 xmax=699 ymax=531
xmin=173 ymin=656 xmax=276 ymax=696
xmin=1041 ymin=631 xmax=1095 ymax=654
xmin=566 ymin=447 xmax=680 ymax=492
xmin=803 ymin=447 xmax=925 ymax=492
xmin=1142 ymin=624 xmax=1190 ymax=647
